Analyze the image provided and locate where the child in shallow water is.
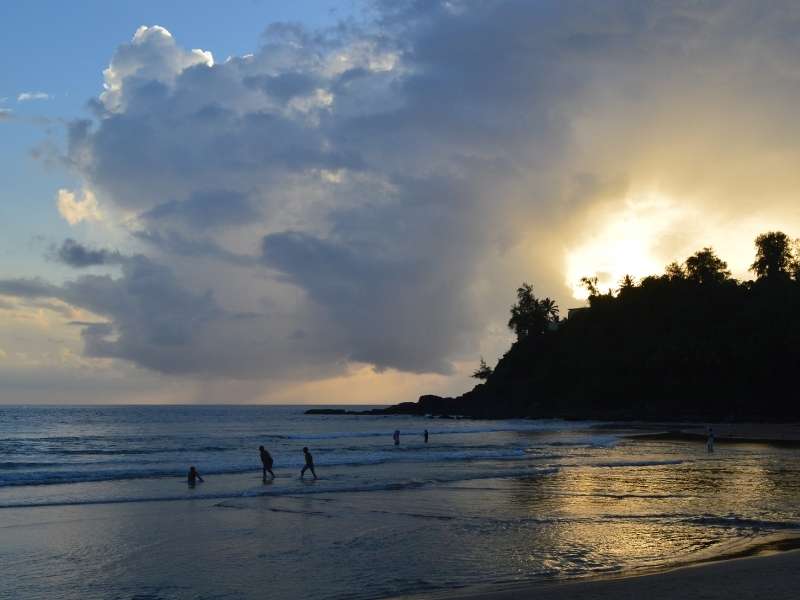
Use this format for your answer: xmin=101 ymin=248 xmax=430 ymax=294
xmin=187 ymin=466 xmax=204 ymax=486
xmin=260 ymin=445 xmax=275 ymax=480
xmin=300 ymin=447 xmax=317 ymax=479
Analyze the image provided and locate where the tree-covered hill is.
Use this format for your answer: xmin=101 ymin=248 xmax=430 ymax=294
xmin=388 ymin=231 xmax=800 ymax=421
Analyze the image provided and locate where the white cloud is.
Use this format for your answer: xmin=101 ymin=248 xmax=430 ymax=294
xmin=100 ymin=25 xmax=214 ymax=113
xmin=17 ymin=91 xmax=50 ymax=102
xmin=56 ymin=188 xmax=103 ymax=225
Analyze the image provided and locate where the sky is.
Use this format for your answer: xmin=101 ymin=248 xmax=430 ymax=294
xmin=2 ymin=0 xmax=800 ymax=404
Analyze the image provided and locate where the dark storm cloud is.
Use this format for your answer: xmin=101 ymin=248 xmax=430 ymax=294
xmin=139 ymin=190 xmax=259 ymax=229
xmin=1 ymin=257 xmax=228 ymax=375
xmin=1 ymin=251 xmax=345 ymax=378
xmin=27 ymin=1 xmax=800 ymax=381
xmin=0 ymin=278 xmax=60 ymax=298
xmin=68 ymin=320 xmax=111 ymax=328
xmin=244 ymin=72 xmax=320 ymax=102
xmin=54 ymin=238 xmax=124 ymax=268
xmin=131 ymin=228 xmax=258 ymax=267
xmin=262 ymin=229 xmax=465 ymax=374
xmin=260 ymin=172 xmax=488 ymax=374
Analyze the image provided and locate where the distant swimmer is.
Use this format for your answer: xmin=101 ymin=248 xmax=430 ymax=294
xmin=259 ymin=445 xmax=275 ymax=480
xmin=187 ymin=466 xmax=204 ymax=486
xmin=707 ymin=427 xmax=715 ymax=453
xmin=424 ymin=429 xmax=429 ymax=443
xmin=300 ymin=447 xmax=317 ymax=479
xmin=393 ymin=430 xmax=400 ymax=446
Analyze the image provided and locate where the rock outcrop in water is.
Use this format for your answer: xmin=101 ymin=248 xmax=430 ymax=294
xmin=374 ymin=233 xmax=800 ymax=422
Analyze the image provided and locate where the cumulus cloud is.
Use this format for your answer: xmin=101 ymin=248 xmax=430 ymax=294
xmin=56 ymin=188 xmax=102 ymax=225
xmin=0 ymin=108 xmax=11 ymax=120
xmin=15 ymin=1 xmax=800 ymax=386
xmin=17 ymin=91 xmax=50 ymax=101
xmin=101 ymin=25 xmax=214 ymax=113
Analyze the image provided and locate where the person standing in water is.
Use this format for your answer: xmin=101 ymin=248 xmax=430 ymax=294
xmin=424 ymin=429 xmax=429 ymax=443
xmin=259 ymin=445 xmax=275 ymax=481
xmin=187 ymin=466 xmax=204 ymax=486
xmin=707 ymin=427 xmax=715 ymax=453
xmin=300 ymin=447 xmax=317 ymax=479
xmin=393 ymin=430 xmax=400 ymax=446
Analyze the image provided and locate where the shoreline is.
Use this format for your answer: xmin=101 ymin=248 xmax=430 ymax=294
xmin=620 ymin=421 xmax=800 ymax=447
xmin=393 ymin=535 xmax=800 ymax=600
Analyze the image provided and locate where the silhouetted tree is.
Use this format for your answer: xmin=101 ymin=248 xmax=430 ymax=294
xmin=685 ymin=247 xmax=730 ymax=285
xmin=751 ymin=231 xmax=794 ymax=281
xmin=540 ymin=297 xmax=559 ymax=321
xmin=508 ymin=282 xmax=559 ymax=339
xmin=472 ymin=357 xmax=493 ymax=380
xmin=580 ymin=276 xmax=599 ymax=297
xmin=793 ymin=239 xmax=800 ymax=281
xmin=664 ymin=261 xmax=685 ymax=281
xmin=443 ymin=231 xmax=800 ymax=422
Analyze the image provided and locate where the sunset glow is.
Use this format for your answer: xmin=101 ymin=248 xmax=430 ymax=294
xmin=565 ymin=192 xmax=693 ymax=299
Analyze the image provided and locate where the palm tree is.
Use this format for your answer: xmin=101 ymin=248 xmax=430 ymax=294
xmin=472 ymin=357 xmax=493 ymax=380
xmin=540 ymin=297 xmax=559 ymax=321
xmin=508 ymin=283 xmax=559 ymax=339
xmin=580 ymin=276 xmax=600 ymax=297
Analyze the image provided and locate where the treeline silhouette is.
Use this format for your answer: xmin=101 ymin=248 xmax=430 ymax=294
xmin=393 ymin=231 xmax=800 ymax=421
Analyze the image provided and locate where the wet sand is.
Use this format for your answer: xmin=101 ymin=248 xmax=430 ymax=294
xmin=409 ymin=546 xmax=800 ymax=600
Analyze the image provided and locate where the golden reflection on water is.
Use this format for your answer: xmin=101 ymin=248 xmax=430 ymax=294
xmin=497 ymin=440 xmax=800 ymax=575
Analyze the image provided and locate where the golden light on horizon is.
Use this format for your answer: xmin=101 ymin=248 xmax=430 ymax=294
xmin=563 ymin=187 xmax=798 ymax=301
xmin=565 ymin=191 xmax=693 ymax=300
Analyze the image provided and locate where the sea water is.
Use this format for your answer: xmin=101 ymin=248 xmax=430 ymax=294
xmin=1 ymin=405 xmax=800 ymax=600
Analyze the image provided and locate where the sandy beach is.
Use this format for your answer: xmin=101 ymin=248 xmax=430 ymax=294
xmin=402 ymin=546 xmax=800 ymax=600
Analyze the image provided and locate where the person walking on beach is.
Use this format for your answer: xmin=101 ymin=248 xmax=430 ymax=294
xmin=300 ymin=447 xmax=317 ymax=479
xmin=424 ymin=429 xmax=429 ymax=443
xmin=259 ymin=445 xmax=275 ymax=481
xmin=393 ymin=429 xmax=400 ymax=446
xmin=187 ymin=466 xmax=204 ymax=486
xmin=707 ymin=427 xmax=715 ymax=453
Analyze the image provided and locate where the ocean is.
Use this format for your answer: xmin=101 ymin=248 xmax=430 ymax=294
xmin=1 ymin=405 xmax=800 ymax=600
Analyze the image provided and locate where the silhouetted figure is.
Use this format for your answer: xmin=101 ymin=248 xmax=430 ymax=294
xmin=300 ymin=447 xmax=317 ymax=479
xmin=424 ymin=429 xmax=429 ymax=443
xmin=259 ymin=445 xmax=275 ymax=480
xmin=188 ymin=466 xmax=204 ymax=486
xmin=393 ymin=430 xmax=400 ymax=445
xmin=707 ymin=428 xmax=715 ymax=453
